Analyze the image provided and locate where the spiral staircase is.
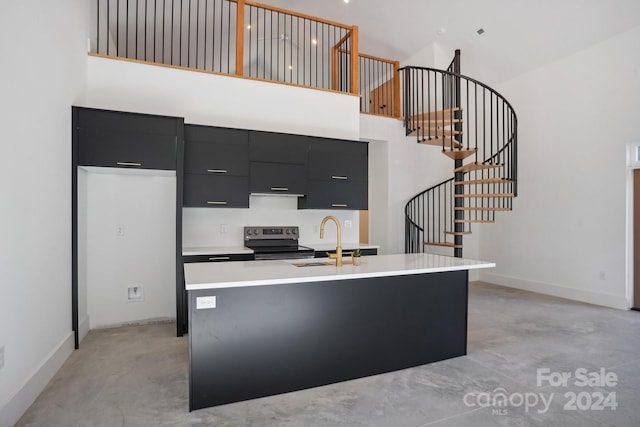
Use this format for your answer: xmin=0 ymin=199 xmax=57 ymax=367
xmin=402 ymin=50 xmax=518 ymax=257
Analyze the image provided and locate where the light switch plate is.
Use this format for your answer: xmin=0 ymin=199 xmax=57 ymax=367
xmin=197 ymin=296 xmax=217 ymax=310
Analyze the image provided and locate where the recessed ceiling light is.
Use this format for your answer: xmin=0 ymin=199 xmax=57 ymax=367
xmin=312 ymin=39 xmax=318 ymax=45
xmin=477 ymin=28 xmax=485 ymax=35
xmin=344 ymin=0 xmax=349 ymax=3
xmin=288 ymin=65 xmax=293 ymax=70
xmin=247 ymin=24 xmax=251 ymax=30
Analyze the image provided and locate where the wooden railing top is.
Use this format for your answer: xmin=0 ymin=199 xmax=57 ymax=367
xmin=234 ymin=0 xmax=354 ymax=30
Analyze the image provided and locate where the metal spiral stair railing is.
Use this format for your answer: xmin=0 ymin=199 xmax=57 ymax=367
xmin=401 ymin=63 xmax=518 ymax=257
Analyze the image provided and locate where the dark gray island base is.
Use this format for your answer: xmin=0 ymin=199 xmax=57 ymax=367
xmin=188 ymin=269 xmax=469 ymax=411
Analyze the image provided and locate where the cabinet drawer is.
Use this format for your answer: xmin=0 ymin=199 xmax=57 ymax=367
xmin=299 ymin=180 xmax=367 ymax=210
xmin=183 ymin=253 xmax=254 ymax=263
xmin=249 ymin=162 xmax=307 ymax=195
xmin=249 ymin=131 xmax=309 ymax=164
xmin=78 ymin=128 xmax=177 ymax=170
xmin=184 ymin=126 xmax=249 ymax=175
xmin=183 ymin=174 xmax=249 ymax=208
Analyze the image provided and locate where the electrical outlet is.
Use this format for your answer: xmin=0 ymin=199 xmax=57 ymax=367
xmin=196 ymin=296 xmax=217 ymax=310
xmin=344 ymin=220 xmax=353 ymax=229
xmin=127 ymin=285 xmax=144 ymax=301
xmin=116 ymin=224 xmax=125 ymax=237
xmin=220 ymin=224 xmax=229 ymax=234
xmin=0 ymin=345 xmax=5 ymax=370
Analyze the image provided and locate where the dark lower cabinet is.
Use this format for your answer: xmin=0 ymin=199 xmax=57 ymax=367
xmin=183 ymin=174 xmax=249 ymax=208
xmin=183 ymin=253 xmax=254 ymax=263
xmin=316 ymin=247 xmax=377 ymax=257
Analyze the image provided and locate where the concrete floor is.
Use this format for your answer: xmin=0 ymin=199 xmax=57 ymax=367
xmin=16 ymin=282 xmax=640 ymax=427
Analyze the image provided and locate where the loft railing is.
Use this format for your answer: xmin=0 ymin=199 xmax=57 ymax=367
xmin=91 ymin=0 xmax=404 ymax=117
xmin=359 ymin=54 xmax=400 ymax=118
xmin=402 ymin=54 xmax=518 ymax=256
xmin=92 ymin=0 xmax=359 ymax=94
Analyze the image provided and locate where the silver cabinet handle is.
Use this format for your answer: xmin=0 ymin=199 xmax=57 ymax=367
xmin=117 ymin=162 xmax=142 ymax=167
xmin=208 ymin=256 xmax=230 ymax=261
xmin=207 ymin=201 xmax=228 ymax=205
xmin=271 ymin=187 xmax=289 ymax=191
xmin=331 ymin=176 xmax=348 ymax=180
xmin=332 ymin=203 xmax=348 ymax=207
xmin=207 ymin=169 xmax=227 ymax=174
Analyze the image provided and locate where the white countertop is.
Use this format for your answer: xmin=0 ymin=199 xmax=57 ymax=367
xmin=184 ymin=253 xmax=495 ymax=291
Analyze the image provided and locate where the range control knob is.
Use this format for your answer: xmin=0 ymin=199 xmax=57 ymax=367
xmin=286 ymin=229 xmax=291 ymax=235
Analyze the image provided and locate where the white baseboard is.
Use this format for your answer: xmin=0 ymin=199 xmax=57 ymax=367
xmin=479 ymin=272 xmax=629 ymax=310
xmin=79 ymin=315 xmax=90 ymax=344
xmin=0 ymin=332 xmax=74 ymax=427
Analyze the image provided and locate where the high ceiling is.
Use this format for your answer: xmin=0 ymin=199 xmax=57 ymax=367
xmin=258 ymin=0 xmax=640 ymax=85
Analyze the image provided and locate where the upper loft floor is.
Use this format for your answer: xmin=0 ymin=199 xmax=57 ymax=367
xmin=91 ymin=0 xmax=400 ymax=119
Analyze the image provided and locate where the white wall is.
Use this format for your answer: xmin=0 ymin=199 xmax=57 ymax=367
xmin=82 ymin=55 xmax=360 ymax=140
xmin=479 ymin=25 xmax=640 ymax=309
xmin=0 ymin=1 xmax=88 ymax=425
xmin=85 ymin=169 xmax=176 ymax=329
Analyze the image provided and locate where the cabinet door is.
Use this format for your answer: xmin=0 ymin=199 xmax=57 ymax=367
xmin=184 ymin=125 xmax=249 ymax=175
xmin=307 ymin=139 xmax=367 ymax=181
xmin=183 ymin=253 xmax=254 ymax=263
xmin=76 ymin=109 xmax=178 ymax=170
xmin=183 ymin=174 xmax=249 ymax=208
xmin=249 ymin=162 xmax=307 ymax=195
xmin=249 ymin=131 xmax=309 ymax=164
xmin=300 ymin=180 xmax=367 ymax=210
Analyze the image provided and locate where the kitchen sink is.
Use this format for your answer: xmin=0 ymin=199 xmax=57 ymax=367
xmin=291 ymin=261 xmax=334 ymax=267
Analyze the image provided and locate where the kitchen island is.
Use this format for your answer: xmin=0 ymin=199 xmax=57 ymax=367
xmin=184 ymin=253 xmax=494 ymax=411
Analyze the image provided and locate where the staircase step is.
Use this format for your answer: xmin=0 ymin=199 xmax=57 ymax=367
xmin=424 ymin=241 xmax=463 ymax=249
xmin=409 ymin=107 xmax=463 ymax=121
xmin=442 ymin=148 xmax=477 ymax=160
xmin=455 ymin=219 xmax=495 ymax=224
xmin=455 ymin=177 xmax=509 ymax=185
xmin=407 ymin=127 xmax=462 ymax=137
xmin=454 ymin=193 xmax=514 ymax=198
xmin=417 ymin=137 xmax=462 ymax=147
xmin=455 ymin=207 xmax=512 ymax=211
xmin=444 ymin=231 xmax=472 ymax=236
xmin=454 ymin=162 xmax=503 ymax=173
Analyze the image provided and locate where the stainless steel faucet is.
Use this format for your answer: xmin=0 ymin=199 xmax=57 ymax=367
xmin=320 ymin=215 xmax=343 ymax=266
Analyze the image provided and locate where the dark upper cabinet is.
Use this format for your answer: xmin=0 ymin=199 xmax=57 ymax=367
xmin=249 ymin=131 xmax=309 ymax=164
xmin=184 ymin=125 xmax=249 ymax=175
xmin=183 ymin=174 xmax=249 ymax=208
xmin=76 ymin=108 xmax=178 ymax=170
xmin=299 ymin=138 xmax=368 ymax=210
xmin=307 ymin=139 xmax=368 ymax=181
xmin=248 ymin=130 xmax=310 ymax=195
xmin=183 ymin=125 xmax=250 ymax=208
xmin=249 ymin=162 xmax=307 ymax=195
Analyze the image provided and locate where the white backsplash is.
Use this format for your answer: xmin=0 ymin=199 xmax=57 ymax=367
xmin=182 ymin=195 xmax=361 ymax=248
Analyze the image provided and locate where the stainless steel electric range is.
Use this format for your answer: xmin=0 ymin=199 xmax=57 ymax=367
xmin=244 ymin=226 xmax=315 ymax=260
